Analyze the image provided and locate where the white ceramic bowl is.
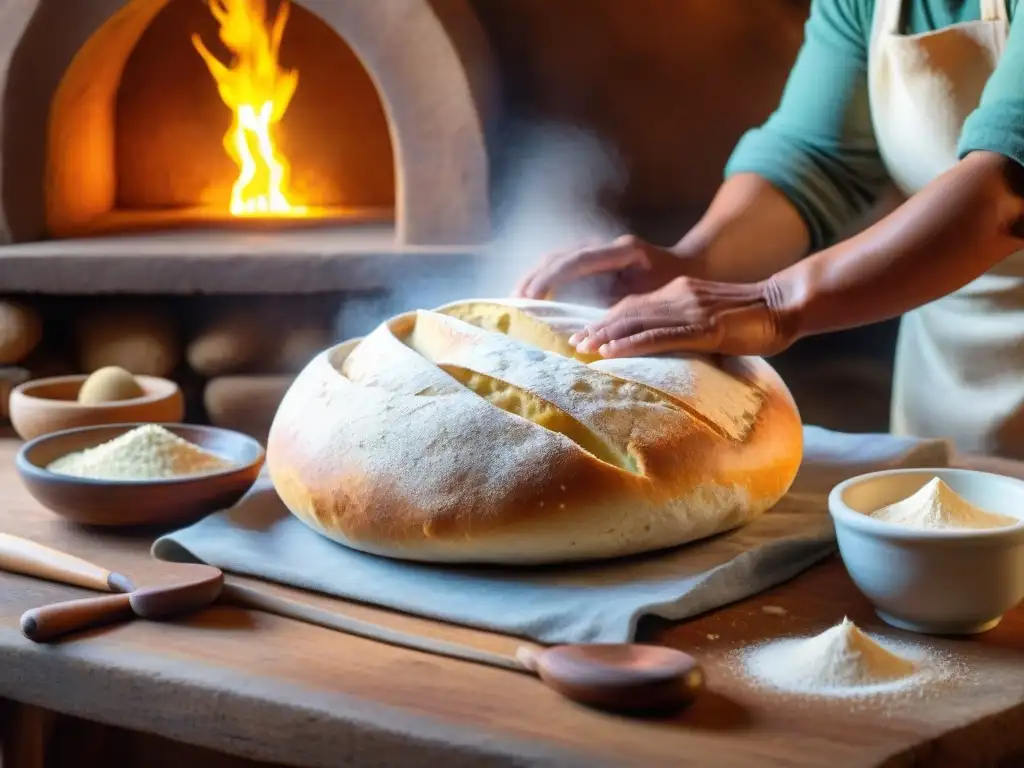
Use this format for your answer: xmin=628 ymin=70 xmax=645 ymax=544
xmin=829 ymin=467 xmax=1024 ymax=635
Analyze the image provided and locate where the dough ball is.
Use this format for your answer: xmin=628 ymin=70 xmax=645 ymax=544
xmin=78 ymin=366 xmax=145 ymax=404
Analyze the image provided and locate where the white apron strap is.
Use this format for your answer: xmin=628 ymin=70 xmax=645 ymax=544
xmin=870 ymin=0 xmax=904 ymax=52
xmin=980 ymin=0 xmax=1009 ymax=22
xmin=879 ymin=0 xmax=904 ymax=35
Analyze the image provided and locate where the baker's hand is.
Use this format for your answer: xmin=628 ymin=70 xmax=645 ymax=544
xmin=513 ymin=235 xmax=692 ymax=303
xmin=567 ymin=276 xmax=796 ymax=358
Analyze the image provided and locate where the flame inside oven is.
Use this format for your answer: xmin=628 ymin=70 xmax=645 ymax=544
xmin=192 ymin=0 xmax=307 ymax=217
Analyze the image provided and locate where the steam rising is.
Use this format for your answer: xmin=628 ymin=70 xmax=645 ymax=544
xmin=333 ymin=124 xmax=626 ymax=340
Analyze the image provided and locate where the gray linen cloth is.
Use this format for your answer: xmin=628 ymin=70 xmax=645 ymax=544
xmin=152 ymin=426 xmax=951 ymax=644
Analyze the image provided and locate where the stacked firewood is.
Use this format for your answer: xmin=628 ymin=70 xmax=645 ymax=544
xmin=0 ymin=296 xmax=337 ymax=442
xmin=0 ymin=300 xmax=41 ymax=420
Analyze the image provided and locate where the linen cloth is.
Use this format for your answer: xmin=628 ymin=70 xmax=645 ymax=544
xmin=152 ymin=426 xmax=951 ymax=644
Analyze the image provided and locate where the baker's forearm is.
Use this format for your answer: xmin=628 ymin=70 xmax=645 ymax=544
xmin=677 ymin=173 xmax=811 ymax=283
xmin=775 ymin=151 xmax=1024 ymax=338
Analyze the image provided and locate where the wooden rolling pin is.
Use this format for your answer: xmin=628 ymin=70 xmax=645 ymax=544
xmin=0 ymin=533 xmax=134 ymax=593
xmin=21 ymin=565 xmax=223 ymax=642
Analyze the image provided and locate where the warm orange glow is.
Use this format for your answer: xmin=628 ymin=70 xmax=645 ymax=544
xmin=192 ymin=0 xmax=306 ymax=216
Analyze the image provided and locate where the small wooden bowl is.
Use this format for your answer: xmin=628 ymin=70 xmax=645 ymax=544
xmin=9 ymin=374 xmax=185 ymax=441
xmin=15 ymin=423 xmax=265 ymax=527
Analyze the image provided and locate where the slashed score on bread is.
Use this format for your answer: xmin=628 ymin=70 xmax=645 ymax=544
xmin=266 ymin=298 xmax=803 ymax=565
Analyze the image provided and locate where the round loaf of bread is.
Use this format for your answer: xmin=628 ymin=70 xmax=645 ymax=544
xmin=266 ymin=298 xmax=803 ymax=564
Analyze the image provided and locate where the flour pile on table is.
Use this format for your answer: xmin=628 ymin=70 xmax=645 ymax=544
xmin=869 ymin=477 xmax=1017 ymax=530
xmin=47 ymin=424 xmax=232 ymax=480
xmin=739 ymin=617 xmax=959 ymax=699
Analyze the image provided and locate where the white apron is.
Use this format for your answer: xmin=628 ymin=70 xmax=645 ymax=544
xmin=869 ymin=0 xmax=1024 ymax=458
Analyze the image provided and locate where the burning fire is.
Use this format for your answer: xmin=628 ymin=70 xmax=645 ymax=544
xmin=192 ymin=0 xmax=306 ymax=216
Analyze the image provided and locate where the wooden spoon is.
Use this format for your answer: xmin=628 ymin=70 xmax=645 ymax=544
xmin=20 ymin=564 xmax=223 ymax=642
xmin=223 ymin=583 xmax=705 ymax=712
xmin=5 ymin=538 xmax=704 ymax=712
xmin=0 ymin=533 xmax=134 ymax=593
xmin=516 ymin=643 xmax=705 ymax=712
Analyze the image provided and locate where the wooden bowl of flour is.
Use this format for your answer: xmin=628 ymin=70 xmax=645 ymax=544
xmin=15 ymin=423 xmax=265 ymax=527
xmin=9 ymin=374 xmax=184 ymax=441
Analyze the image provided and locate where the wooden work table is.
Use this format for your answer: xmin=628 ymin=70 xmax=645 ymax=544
xmin=1 ymin=436 xmax=1024 ymax=768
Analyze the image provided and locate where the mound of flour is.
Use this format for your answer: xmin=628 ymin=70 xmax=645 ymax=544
xmin=47 ymin=424 xmax=232 ymax=480
xmin=740 ymin=617 xmax=957 ymax=698
xmin=869 ymin=477 xmax=1017 ymax=530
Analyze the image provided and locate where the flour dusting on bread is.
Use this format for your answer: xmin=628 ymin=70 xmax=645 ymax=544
xmin=267 ymin=298 xmax=803 ymax=565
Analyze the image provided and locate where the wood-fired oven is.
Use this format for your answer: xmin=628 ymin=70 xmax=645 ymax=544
xmin=0 ymin=0 xmax=495 ymax=293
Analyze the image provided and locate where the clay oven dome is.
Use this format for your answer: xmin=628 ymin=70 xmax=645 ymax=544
xmin=0 ymin=0 xmax=495 ymax=246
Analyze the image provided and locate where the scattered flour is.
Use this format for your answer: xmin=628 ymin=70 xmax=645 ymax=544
xmin=739 ymin=617 xmax=960 ymax=699
xmin=869 ymin=477 xmax=1017 ymax=530
xmin=47 ymin=424 xmax=233 ymax=480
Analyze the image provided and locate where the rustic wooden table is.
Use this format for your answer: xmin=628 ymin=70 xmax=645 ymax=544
xmin=1 ymin=436 xmax=1023 ymax=768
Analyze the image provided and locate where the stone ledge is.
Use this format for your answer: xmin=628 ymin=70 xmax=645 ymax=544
xmin=0 ymin=226 xmax=480 ymax=295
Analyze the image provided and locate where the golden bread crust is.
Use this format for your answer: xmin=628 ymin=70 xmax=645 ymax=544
xmin=266 ymin=298 xmax=803 ymax=564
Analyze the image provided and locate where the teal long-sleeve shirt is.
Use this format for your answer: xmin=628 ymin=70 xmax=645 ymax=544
xmin=725 ymin=0 xmax=1024 ymax=251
